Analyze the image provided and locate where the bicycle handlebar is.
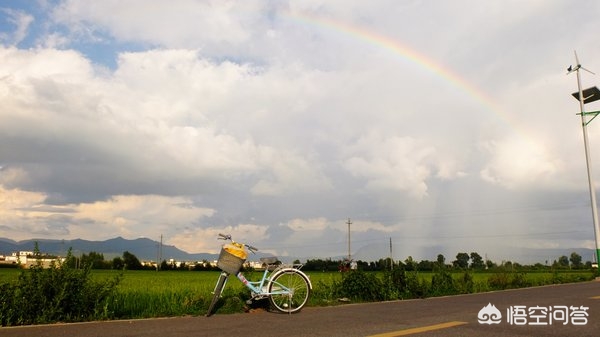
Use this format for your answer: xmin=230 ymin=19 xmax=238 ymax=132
xmin=217 ymin=233 xmax=258 ymax=253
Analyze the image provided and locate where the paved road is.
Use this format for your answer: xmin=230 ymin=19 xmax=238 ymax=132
xmin=2 ymin=280 xmax=599 ymax=337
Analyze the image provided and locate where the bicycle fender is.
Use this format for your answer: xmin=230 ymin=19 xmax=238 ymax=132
xmin=269 ymin=267 xmax=313 ymax=290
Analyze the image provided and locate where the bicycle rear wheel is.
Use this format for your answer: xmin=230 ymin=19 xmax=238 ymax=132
xmin=268 ymin=269 xmax=310 ymax=313
xmin=206 ymin=272 xmax=228 ymax=316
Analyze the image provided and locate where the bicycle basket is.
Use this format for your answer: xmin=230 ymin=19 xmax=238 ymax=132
xmin=217 ymin=243 xmax=247 ymax=274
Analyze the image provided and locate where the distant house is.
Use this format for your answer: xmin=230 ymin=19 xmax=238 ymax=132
xmin=13 ymin=251 xmax=34 ymax=257
xmin=0 ymin=251 xmax=65 ymax=269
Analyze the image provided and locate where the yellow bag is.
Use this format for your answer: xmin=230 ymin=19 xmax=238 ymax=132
xmin=223 ymin=243 xmax=247 ymax=260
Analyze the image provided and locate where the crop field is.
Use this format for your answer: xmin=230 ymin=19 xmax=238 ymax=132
xmin=97 ymin=269 xmax=346 ymax=317
xmin=0 ymin=268 xmax=595 ymax=319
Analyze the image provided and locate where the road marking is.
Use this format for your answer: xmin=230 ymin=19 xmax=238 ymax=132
xmin=591 ymin=296 xmax=600 ymax=299
xmin=367 ymin=321 xmax=468 ymax=337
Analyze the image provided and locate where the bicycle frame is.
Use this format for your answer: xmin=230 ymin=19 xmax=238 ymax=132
xmin=215 ymin=264 xmax=306 ymax=298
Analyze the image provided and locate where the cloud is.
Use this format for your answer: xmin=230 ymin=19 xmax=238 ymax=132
xmin=0 ymin=47 xmax=331 ymax=197
xmin=50 ymin=0 xmax=275 ymax=53
xmin=1 ymin=1 xmax=599 ymax=263
xmin=343 ymin=132 xmax=447 ymax=199
xmin=479 ymin=135 xmax=563 ymax=189
xmin=286 ymin=217 xmax=329 ymax=231
xmin=169 ymin=223 xmax=269 ymax=254
xmin=0 ymin=166 xmax=30 ymax=188
xmin=0 ymin=185 xmax=75 ymax=238
xmin=0 ymin=184 xmax=215 ymax=242
xmin=0 ymin=8 xmax=34 ymax=46
xmin=71 ymin=194 xmax=215 ymax=238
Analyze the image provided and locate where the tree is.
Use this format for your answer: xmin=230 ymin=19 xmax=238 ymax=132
xmin=569 ymin=252 xmax=583 ymax=269
xmin=404 ymin=256 xmax=417 ymax=271
xmin=453 ymin=253 xmax=470 ymax=269
xmin=557 ymin=255 xmax=570 ymax=268
xmin=304 ymin=258 xmax=340 ymax=271
xmin=112 ymin=257 xmax=124 ymax=270
xmin=122 ymin=251 xmax=142 ymax=270
xmin=160 ymin=260 xmax=170 ymax=270
xmin=417 ymin=259 xmax=433 ymax=271
xmin=436 ymin=254 xmax=446 ymax=268
xmin=81 ymin=251 xmax=107 ymax=269
xmin=470 ymin=252 xmax=484 ymax=270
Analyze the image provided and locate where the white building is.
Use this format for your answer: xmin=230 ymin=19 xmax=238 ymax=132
xmin=1 ymin=251 xmax=65 ymax=269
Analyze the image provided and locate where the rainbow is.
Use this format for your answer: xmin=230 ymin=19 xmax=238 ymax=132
xmin=284 ymin=11 xmax=519 ymax=130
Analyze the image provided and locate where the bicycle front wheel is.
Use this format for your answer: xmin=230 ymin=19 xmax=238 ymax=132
xmin=268 ymin=269 xmax=311 ymax=313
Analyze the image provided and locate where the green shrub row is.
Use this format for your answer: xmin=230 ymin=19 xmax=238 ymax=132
xmin=311 ymin=267 xmax=598 ymax=304
xmin=0 ymin=248 xmax=121 ymax=326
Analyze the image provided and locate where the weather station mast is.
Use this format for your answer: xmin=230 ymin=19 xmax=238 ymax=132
xmin=567 ymin=51 xmax=600 ymax=267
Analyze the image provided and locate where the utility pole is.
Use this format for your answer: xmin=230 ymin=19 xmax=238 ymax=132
xmin=157 ymin=234 xmax=163 ymax=271
xmin=568 ymin=52 xmax=600 ymax=267
xmin=389 ymin=237 xmax=393 ymax=271
xmin=346 ymin=218 xmax=352 ymax=261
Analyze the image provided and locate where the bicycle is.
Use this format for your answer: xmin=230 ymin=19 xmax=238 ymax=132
xmin=206 ymin=233 xmax=312 ymax=316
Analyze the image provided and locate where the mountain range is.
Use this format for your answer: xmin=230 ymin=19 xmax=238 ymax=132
xmin=0 ymin=237 xmax=218 ymax=262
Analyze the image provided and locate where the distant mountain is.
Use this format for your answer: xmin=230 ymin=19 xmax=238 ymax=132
xmin=0 ymin=237 xmax=218 ymax=262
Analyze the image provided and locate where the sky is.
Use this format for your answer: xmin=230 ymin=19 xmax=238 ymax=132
xmin=2 ymin=0 xmax=600 ymax=264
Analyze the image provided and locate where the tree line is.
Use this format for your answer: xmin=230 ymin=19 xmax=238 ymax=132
xmin=66 ymin=251 xmax=145 ymax=270
xmin=66 ymin=251 xmax=220 ymax=271
xmin=301 ymin=251 xmax=594 ymax=272
xmin=65 ymin=250 xmax=594 ymax=271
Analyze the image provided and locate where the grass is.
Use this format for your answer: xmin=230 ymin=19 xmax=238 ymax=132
xmin=0 ymin=268 xmax=596 ymax=320
xmin=0 ymin=268 xmax=19 ymax=280
xmin=102 ymin=270 xmax=232 ymax=318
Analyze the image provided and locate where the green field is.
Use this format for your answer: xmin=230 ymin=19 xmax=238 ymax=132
xmin=0 ymin=268 xmax=596 ymax=320
xmin=96 ymin=269 xmax=348 ymax=317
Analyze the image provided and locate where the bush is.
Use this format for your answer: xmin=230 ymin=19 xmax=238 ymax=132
xmin=429 ymin=267 xmax=456 ymax=296
xmin=510 ymin=272 xmax=530 ymax=288
xmin=337 ymin=270 xmax=384 ymax=301
xmin=487 ymin=271 xmax=511 ymax=290
xmin=381 ymin=267 xmax=406 ymax=300
xmin=456 ymin=271 xmax=474 ymax=294
xmin=403 ymin=271 xmax=427 ymax=298
xmin=0 ymin=248 xmax=121 ymax=326
xmin=383 ymin=268 xmax=427 ymax=299
xmin=487 ymin=270 xmax=530 ymax=290
xmin=311 ymin=278 xmax=339 ymax=305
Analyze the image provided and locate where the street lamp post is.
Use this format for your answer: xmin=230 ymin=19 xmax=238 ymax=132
xmin=568 ymin=53 xmax=600 ymax=267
